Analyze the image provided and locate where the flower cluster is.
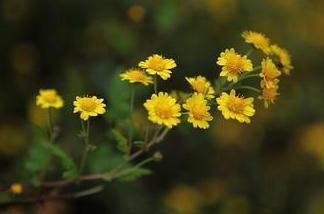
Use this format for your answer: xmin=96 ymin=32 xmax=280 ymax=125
xmin=118 ymin=31 xmax=292 ymax=129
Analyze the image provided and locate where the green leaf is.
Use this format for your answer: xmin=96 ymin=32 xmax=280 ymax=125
xmin=214 ymin=77 xmax=228 ymax=93
xmin=118 ymin=167 xmax=152 ymax=182
xmin=43 ymin=143 xmax=78 ymax=180
xmin=111 ymin=129 xmax=129 ymax=154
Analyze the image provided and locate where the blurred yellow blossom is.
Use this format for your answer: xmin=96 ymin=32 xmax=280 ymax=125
xmin=164 ymin=185 xmax=203 ymax=214
xmin=217 ymin=48 xmax=253 ymax=82
xmin=120 ymin=68 xmax=153 ymax=86
xmin=242 ymin=31 xmax=271 ymax=54
xmin=270 ymin=44 xmax=293 ymax=75
xmin=144 ymin=92 xmax=181 ymax=128
xmin=216 ymin=90 xmax=255 ymax=123
xmin=186 ymin=76 xmax=215 ymax=99
xmin=183 ymin=93 xmax=213 ymax=129
xmin=73 ymin=96 xmax=106 ymax=120
xmin=10 ymin=183 xmax=23 ymax=194
xmin=260 ymin=57 xmax=281 ymax=84
xmin=127 ymin=5 xmax=145 ymax=22
xmin=138 ymin=54 xmax=176 ymax=80
xmin=36 ymin=89 xmax=64 ymax=109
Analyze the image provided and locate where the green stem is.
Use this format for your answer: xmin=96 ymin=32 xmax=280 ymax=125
xmin=154 ymin=75 xmax=157 ymax=93
xmin=246 ymin=48 xmax=254 ymax=57
xmin=128 ymin=87 xmax=135 ymax=146
xmin=48 ymin=108 xmax=54 ymax=143
xmin=134 ymin=157 xmax=155 ymax=168
xmin=79 ymin=119 xmax=90 ymax=175
xmin=235 ymin=86 xmax=261 ymax=93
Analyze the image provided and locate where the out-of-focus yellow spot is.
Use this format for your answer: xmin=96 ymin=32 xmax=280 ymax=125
xmin=164 ymin=185 xmax=203 ymax=214
xmin=10 ymin=183 xmax=23 ymax=194
xmin=0 ymin=124 xmax=28 ymax=156
xmin=10 ymin=44 xmax=37 ymax=75
xmin=204 ymin=0 xmax=237 ymax=24
xmin=299 ymin=123 xmax=324 ymax=167
xmin=127 ymin=5 xmax=145 ymax=23
xmin=2 ymin=0 xmax=30 ymax=23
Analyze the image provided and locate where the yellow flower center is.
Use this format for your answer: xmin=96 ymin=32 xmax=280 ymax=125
xmin=227 ymin=97 xmax=245 ymax=113
xmin=79 ymin=98 xmax=97 ymax=112
xmin=251 ymin=35 xmax=268 ymax=47
xmin=226 ymin=56 xmax=244 ymax=74
xmin=147 ymin=57 xmax=166 ymax=71
xmin=42 ymin=92 xmax=58 ymax=103
xmin=129 ymin=70 xmax=147 ymax=80
xmin=192 ymin=80 xmax=207 ymax=94
xmin=191 ymin=104 xmax=206 ymax=120
xmin=262 ymin=88 xmax=277 ymax=100
xmin=155 ymin=103 xmax=172 ymax=119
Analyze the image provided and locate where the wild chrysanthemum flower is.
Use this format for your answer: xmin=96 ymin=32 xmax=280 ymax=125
xmin=73 ymin=96 xmax=106 ymax=120
xmin=144 ymin=92 xmax=181 ymax=128
xmin=36 ymin=89 xmax=64 ymax=109
xmin=10 ymin=183 xmax=23 ymax=194
xmin=217 ymin=48 xmax=253 ymax=83
xmin=260 ymin=58 xmax=281 ymax=87
xmin=242 ymin=31 xmax=271 ymax=54
xmin=270 ymin=44 xmax=293 ymax=75
xmin=138 ymin=54 xmax=176 ymax=80
xmin=120 ymin=68 xmax=153 ymax=86
xmin=185 ymin=76 xmax=215 ymax=99
xmin=216 ymin=90 xmax=255 ymax=123
xmin=183 ymin=93 xmax=213 ymax=129
xmin=259 ymin=80 xmax=280 ymax=108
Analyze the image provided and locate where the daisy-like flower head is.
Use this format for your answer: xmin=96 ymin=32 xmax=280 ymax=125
xmin=185 ymin=76 xmax=215 ymax=99
xmin=73 ymin=96 xmax=106 ymax=120
xmin=138 ymin=54 xmax=177 ymax=80
xmin=242 ymin=31 xmax=271 ymax=55
xmin=260 ymin=57 xmax=281 ymax=84
xmin=143 ymin=92 xmax=181 ymax=128
xmin=10 ymin=183 xmax=23 ymax=194
xmin=120 ymin=68 xmax=153 ymax=86
xmin=270 ymin=44 xmax=293 ymax=75
xmin=183 ymin=93 xmax=213 ymax=129
xmin=217 ymin=48 xmax=253 ymax=83
xmin=259 ymin=80 xmax=280 ymax=108
xmin=36 ymin=89 xmax=64 ymax=109
xmin=216 ymin=89 xmax=255 ymax=123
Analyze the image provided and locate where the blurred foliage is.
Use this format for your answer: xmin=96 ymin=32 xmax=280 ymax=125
xmin=0 ymin=0 xmax=324 ymax=213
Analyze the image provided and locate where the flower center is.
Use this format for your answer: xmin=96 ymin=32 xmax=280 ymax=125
xmin=79 ymin=98 xmax=97 ymax=112
xmin=227 ymin=97 xmax=245 ymax=113
xmin=148 ymin=57 xmax=165 ymax=71
xmin=43 ymin=92 xmax=58 ymax=103
xmin=155 ymin=103 xmax=172 ymax=119
xmin=253 ymin=35 xmax=267 ymax=48
xmin=193 ymin=80 xmax=207 ymax=94
xmin=191 ymin=104 xmax=206 ymax=120
xmin=262 ymin=88 xmax=277 ymax=100
xmin=130 ymin=71 xmax=146 ymax=80
xmin=226 ymin=56 xmax=244 ymax=74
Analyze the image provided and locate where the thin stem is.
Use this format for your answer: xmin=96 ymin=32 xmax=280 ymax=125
xmin=128 ymin=86 xmax=135 ymax=153
xmin=235 ymin=85 xmax=261 ymax=93
xmin=239 ymin=73 xmax=261 ymax=81
xmin=79 ymin=119 xmax=90 ymax=175
xmin=144 ymin=123 xmax=150 ymax=143
xmin=48 ymin=108 xmax=54 ymax=143
xmin=154 ymin=75 xmax=157 ymax=93
xmin=246 ymin=48 xmax=254 ymax=57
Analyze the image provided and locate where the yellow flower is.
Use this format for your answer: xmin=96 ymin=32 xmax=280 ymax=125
xmin=36 ymin=89 xmax=64 ymax=109
xmin=120 ymin=68 xmax=153 ymax=85
xmin=10 ymin=183 xmax=23 ymax=194
xmin=216 ymin=90 xmax=255 ymax=123
xmin=186 ymin=76 xmax=215 ymax=99
xmin=183 ymin=93 xmax=213 ymax=129
xmin=73 ymin=96 xmax=106 ymax=120
xmin=242 ymin=31 xmax=271 ymax=54
xmin=144 ymin=92 xmax=181 ymax=128
xmin=217 ymin=48 xmax=253 ymax=83
xmin=270 ymin=44 xmax=293 ymax=75
xmin=138 ymin=54 xmax=176 ymax=80
xmin=260 ymin=57 xmax=281 ymax=87
xmin=259 ymin=80 xmax=279 ymax=108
